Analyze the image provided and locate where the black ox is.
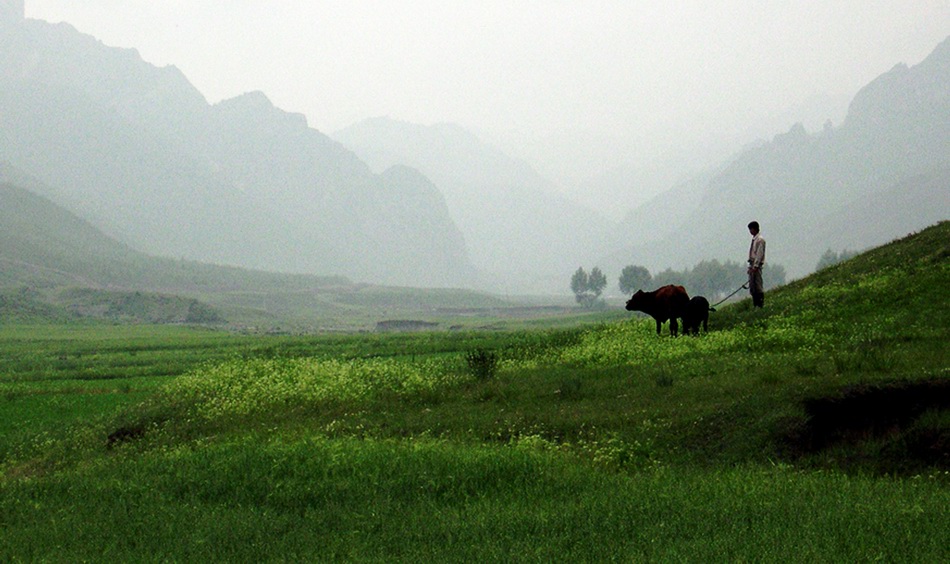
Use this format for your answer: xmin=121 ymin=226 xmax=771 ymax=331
xmin=681 ymin=296 xmax=715 ymax=336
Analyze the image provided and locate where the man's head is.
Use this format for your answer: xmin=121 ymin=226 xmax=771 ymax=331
xmin=748 ymin=221 xmax=760 ymax=235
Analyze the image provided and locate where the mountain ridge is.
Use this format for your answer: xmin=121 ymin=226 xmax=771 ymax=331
xmin=334 ymin=117 xmax=618 ymax=292
xmin=3 ymin=14 xmax=947 ymax=292
xmin=0 ymin=16 xmax=475 ymax=288
xmin=607 ymin=35 xmax=950 ymax=279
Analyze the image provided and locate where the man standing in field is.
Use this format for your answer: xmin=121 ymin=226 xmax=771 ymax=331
xmin=747 ymin=221 xmax=766 ymax=308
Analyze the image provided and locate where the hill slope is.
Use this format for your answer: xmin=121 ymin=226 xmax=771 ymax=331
xmin=0 ymin=182 xmax=341 ymax=292
xmin=715 ymin=220 xmax=950 ymax=329
xmin=0 ymin=181 xmax=520 ymax=328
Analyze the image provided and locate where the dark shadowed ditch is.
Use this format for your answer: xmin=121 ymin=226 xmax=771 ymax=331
xmin=784 ymin=377 xmax=950 ymax=472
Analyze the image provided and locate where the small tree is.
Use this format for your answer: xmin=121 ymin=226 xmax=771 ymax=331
xmin=816 ymin=249 xmax=858 ymax=271
xmin=763 ymin=263 xmax=787 ymax=289
xmin=619 ymin=265 xmax=652 ymax=294
xmin=588 ymin=267 xmax=607 ymax=298
xmin=815 ymin=249 xmax=838 ymax=271
xmin=570 ymin=267 xmax=589 ymax=303
xmin=570 ymin=266 xmax=606 ymax=308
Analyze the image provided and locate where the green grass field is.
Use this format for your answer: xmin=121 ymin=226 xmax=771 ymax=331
xmin=1 ymin=223 xmax=948 ymax=561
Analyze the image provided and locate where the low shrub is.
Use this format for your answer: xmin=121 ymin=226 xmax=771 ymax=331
xmin=465 ymin=348 xmax=498 ymax=381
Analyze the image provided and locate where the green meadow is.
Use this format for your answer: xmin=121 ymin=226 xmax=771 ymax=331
xmin=1 ymin=223 xmax=948 ymax=561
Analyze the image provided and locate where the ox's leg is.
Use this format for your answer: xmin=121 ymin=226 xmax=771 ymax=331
xmin=655 ymin=320 xmax=662 ymax=335
xmin=670 ymin=317 xmax=679 ymax=337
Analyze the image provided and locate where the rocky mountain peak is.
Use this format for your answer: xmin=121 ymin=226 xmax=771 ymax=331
xmin=843 ymin=34 xmax=950 ymax=132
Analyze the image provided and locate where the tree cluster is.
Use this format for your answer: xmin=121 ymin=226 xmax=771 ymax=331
xmin=572 ymin=260 xmax=788 ymax=307
xmin=616 ymin=259 xmax=787 ymax=301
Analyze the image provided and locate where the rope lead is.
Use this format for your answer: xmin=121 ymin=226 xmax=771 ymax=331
xmin=710 ymin=283 xmax=749 ymax=308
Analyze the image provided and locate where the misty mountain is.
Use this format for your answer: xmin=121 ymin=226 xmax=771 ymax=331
xmin=0 ymin=15 xmax=474 ymax=288
xmin=809 ymin=167 xmax=950 ymax=253
xmin=333 ymin=118 xmax=618 ymax=292
xmin=610 ymin=165 xmax=725 ymax=249
xmin=607 ymin=35 xmax=950 ymax=279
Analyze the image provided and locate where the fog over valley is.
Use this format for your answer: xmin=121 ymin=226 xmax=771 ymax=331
xmin=3 ymin=1 xmax=949 ymax=296
xmin=4 ymin=4 xmax=950 ymax=557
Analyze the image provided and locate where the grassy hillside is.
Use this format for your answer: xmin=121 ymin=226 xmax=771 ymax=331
xmin=0 ymin=223 xmax=947 ymax=560
xmin=0 ymin=182 xmax=530 ymax=330
xmin=0 ymin=183 xmax=358 ymax=298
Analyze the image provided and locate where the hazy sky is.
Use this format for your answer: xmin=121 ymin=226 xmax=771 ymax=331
xmin=24 ymin=1 xmax=950 ymax=181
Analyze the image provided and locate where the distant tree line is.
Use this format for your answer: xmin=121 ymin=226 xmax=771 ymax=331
xmin=623 ymin=259 xmax=787 ymax=301
xmin=572 ymin=260 xmax=788 ymax=307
